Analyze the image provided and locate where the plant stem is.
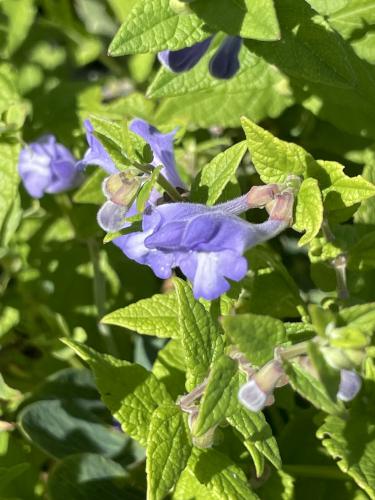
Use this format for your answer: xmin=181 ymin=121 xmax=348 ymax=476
xmin=283 ymin=464 xmax=347 ymax=480
xmin=134 ymin=162 xmax=185 ymax=202
xmin=87 ymin=238 xmax=118 ymax=356
xmin=321 ymin=218 xmax=349 ymax=300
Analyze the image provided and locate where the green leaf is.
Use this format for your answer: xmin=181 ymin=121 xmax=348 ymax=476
xmin=294 ymin=178 xmax=324 ymax=246
xmin=0 ymin=463 xmax=30 ymax=494
xmin=187 ymin=448 xmax=258 ymax=499
xmin=339 ymin=303 xmax=375 ymax=335
xmin=192 ymin=355 xmax=242 ymax=437
xmin=147 ymin=404 xmax=192 ymax=500
xmin=355 ymin=163 xmax=375 ymax=224
xmin=246 ymin=0 xmax=356 ymax=89
xmin=283 ymin=360 xmax=342 ymax=415
xmin=318 ymin=412 xmax=375 ymax=499
xmin=222 ymin=313 xmax=287 ymax=366
xmin=174 ymin=278 xmax=223 ymax=390
xmin=73 ymin=169 xmax=107 ymax=205
xmin=136 ymin=165 xmax=162 ymax=212
xmin=47 ymin=453 xmax=134 ymax=500
xmin=0 ymin=373 xmax=20 ymax=400
xmin=323 ymin=172 xmax=375 ymax=209
xmin=18 ymin=399 xmax=127 ymax=459
xmin=153 ymin=53 xmax=292 ymax=128
xmin=191 ymin=141 xmax=247 ymax=205
xmin=0 ymin=0 xmax=36 ymax=57
xmin=63 ymin=340 xmax=172 ymax=446
xmin=305 ymin=0 xmax=349 ymax=16
xmin=241 ymin=116 xmax=310 ymax=183
xmin=152 ymin=340 xmax=186 ymax=398
xmin=0 ymin=306 xmax=19 ymax=339
xmin=308 ymin=342 xmax=341 ymax=400
xmin=227 ymin=407 xmax=282 ymax=470
xmin=108 ymin=0 xmax=207 ymax=56
xmin=0 ymin=142 xmax=20 ymax=239
xmin=191 ymin=0 xmax=280 ymax=40
xmin=329 ymin=0 xmax=375 ymax=39
xmin=102 ymin=293 xmax=179 ymax=338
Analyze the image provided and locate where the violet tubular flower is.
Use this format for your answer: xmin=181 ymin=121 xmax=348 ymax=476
xmin=158 ymin=35 xmax=243 ymax=80
xmin=18 ymin=135 xmax=82 ymax=198
xmin=116 ymin=190 xmax=294 ymax=300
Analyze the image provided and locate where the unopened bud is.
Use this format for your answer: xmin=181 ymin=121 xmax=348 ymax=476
xmin=238 ymin=360 xmax=284 ymax=412
xmin=337 ymin=369 xmax=362 ymax=402
xmin=267 ymin=190 xmax=294 ymax=225
xmin=246 ymin=184 xmax=280 ymax=208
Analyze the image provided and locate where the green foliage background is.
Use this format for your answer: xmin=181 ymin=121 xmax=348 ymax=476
xmin=1 ymin=0 xmax=375 ymax=498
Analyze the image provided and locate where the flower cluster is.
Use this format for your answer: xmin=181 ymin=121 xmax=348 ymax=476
xmin=159 ymin=35 xmax=243 ymax=80
xmin=75 ymin=118 xmax=294 ymax=300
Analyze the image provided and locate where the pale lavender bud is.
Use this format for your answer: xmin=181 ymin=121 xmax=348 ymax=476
xmin=337 ymin=369 xmax=362 ymax=402
xmin=238 ymin=360 xmax=284 ymax=412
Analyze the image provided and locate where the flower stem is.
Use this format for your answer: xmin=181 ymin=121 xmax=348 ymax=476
xmin=87 ymin=238 xmax=118 ymax=356
xmin=283 ymin=464 xmax=347 ymax=480
xmin=134 ymin=162 xmax=185 ymax=202
xmin=321 ymin=218 xmax=349 ymax=300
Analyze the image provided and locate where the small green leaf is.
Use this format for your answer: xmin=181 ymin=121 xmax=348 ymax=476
xmin=227 ymin=407 xmax=282 ymax=470
xmin=308 ymin=342 xmax=341 ymax=400
xmin=193 ymin=355 xmax=242 ymax=437
xmin=191 ymin=141 xmax=247 ymax=205
xmin=323 ymin=171 xmax=375 ymax=209
xmin=188 ymin=448 xmax=258 ymax=499
xmin=0 ymin=142 xmax=20 ymax=239
xmin=102 ymin=293 xmax=179 ymax=338
xmin=241 ymin=116 xmax=310 ymax=183
xmin=152 ymin=340 xmax=186 ymax=398
xmin=174 ymin=278 xmax=223 ymax=390
xmin=73 ymin=169 xmax=107 ymax=205
xmin=147 ymin=404 xmax=191 ymax=500
xmin=222 ymin=313 xmax=287 ymax=366
xmin=339 ymin=303 xmax=375 ymax=336
xmin=284 ymin=360 xmax=342 ymax=415
xmin=136 ymin=165 xmax=162 ymax=213
xmin=294 ymin=178 xmax=324 ymax=246
xmin=63 ymin=340 xmax=172 ymax=446
xmin=108 ymin=0 xmax=207 ymax=56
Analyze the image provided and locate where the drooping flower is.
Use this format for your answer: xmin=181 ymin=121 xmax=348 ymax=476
xmin=77 ymin=120 xmax=117 ymax=175
xmin=158 ymin=35 xmax=243 ymax=80
xmin=18 ymin=135 xmax=82 ymax=198
xmin=337 ymin=369 xmax=362 ymax=402
xmin=238 ymin=360 xmax=285 ymax=412
xmin=115 ymin=190 xmax=294 ymax=300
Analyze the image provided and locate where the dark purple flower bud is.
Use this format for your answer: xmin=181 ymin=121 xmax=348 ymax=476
xmin=238 ymin=360 xmax=284 ymax=412
xmin=158 ymin=37 xmax=212 ymax=73
xmin=18 ymin=135 xmax=82 ymax=198
xmin=209 ymin=36 xmax=242 ymax=79
xmin=337 ymin=369 xmax=362 ymax=402
xmin=77 ymin=120 xmax=117 ymax=175
xmin=114 ymin=190 xmax=293 ymax=300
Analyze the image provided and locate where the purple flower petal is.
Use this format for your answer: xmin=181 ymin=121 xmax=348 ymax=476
xmin=158 ymin=37 xmax=212 ymax=73
xmin=209 ymin=36 xmax=242 ymax=79
xmin=130 ymin=118 xmax=184 ymax=189
xmin=77 ymin=120 xmax=117 ymax=175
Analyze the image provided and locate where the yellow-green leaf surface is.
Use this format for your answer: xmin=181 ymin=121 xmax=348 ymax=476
xmin=147 ymin=404 xmax=191 ymax=500
xmin=102 ymin=293 xmax=179 ymax=338
xmin=294 ymin=178 xmax=324 ymax=246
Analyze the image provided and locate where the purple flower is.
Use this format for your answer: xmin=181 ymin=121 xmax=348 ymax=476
xmin=158 ymin=37 xmax=212 ymax=73
xmin=209 ymin=36 xmax=242 ymax=79
xmin=158 ymin=35 xmax=243 ymax=80
xmin=18 ymin=135 xmax=82 ymax=198
xmin=337 ymin=369 xmax=362 ymax=402
xmin=114 ymin=191 xmax=293 ymax=300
